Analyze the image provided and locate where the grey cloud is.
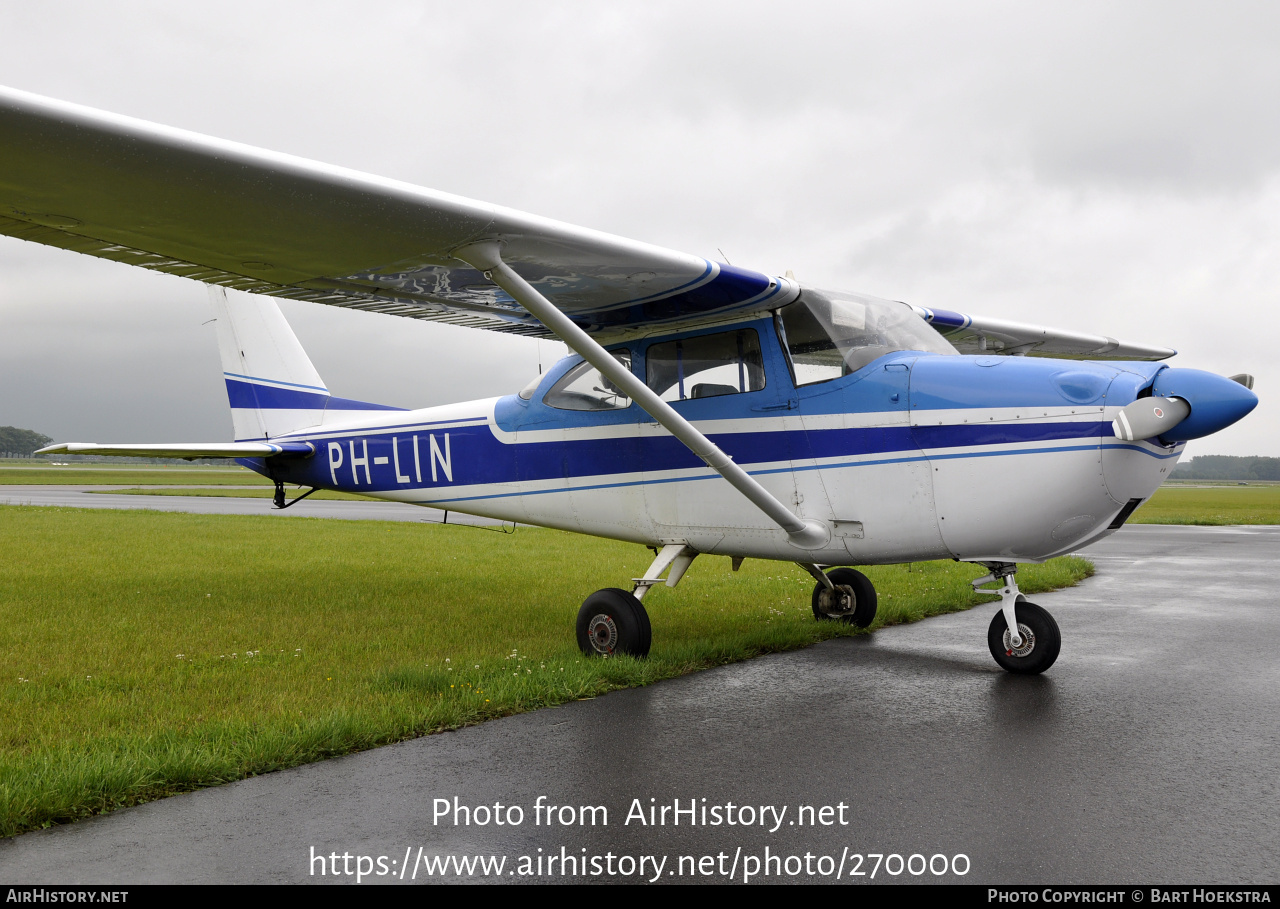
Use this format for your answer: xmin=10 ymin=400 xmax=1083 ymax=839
xmin=0 ymin=1 xmax=1275 ymax=455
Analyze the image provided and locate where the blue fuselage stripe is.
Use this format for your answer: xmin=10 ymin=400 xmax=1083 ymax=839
xmin=225 ymin=378 xmax=405 ymax=411
xmin=265 ymin=417 xmax=1123 ymax=496
xmin=223 ymin=372 xmax=328 ymax=393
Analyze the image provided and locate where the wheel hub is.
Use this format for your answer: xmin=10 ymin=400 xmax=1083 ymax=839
xmin=1003 ymin=622 xmax=1036 ymax=658
xmin=587 ymin=613 xmax=618 ymax=654
xmin=819 ymin=584 xmax=855 ymax=616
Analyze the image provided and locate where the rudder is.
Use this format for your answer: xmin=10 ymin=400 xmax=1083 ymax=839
xmin=208 ymin=287 xmax=330 ymax=440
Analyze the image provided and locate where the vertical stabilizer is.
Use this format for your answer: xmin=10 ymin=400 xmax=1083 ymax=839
xmin=208 ymin=287 xmax=330 ymax=439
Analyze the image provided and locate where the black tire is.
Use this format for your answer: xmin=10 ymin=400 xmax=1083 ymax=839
xmin=987 ymin=600 xmax=1061 ymax=674
xmin=811 ymin=567 xmax=877 ymax=628
xmin=576 ymin=588 xmax=652 ymax=658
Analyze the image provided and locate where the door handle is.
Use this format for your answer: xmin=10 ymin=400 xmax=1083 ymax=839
xmin=752 ymin=398 xmax=798 ymax=412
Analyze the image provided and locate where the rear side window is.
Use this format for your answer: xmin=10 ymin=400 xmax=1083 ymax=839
xmin=543 ymin=352 xmax=632 ymax=411
xmin=645 ymin=329 xmax=765 ymax=402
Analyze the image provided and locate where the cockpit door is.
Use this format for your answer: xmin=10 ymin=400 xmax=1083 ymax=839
xmin=796 ymin=359 xmax=948 ymax=561
xmin=640 ymin=324 xmax=797 ymax=547
xmin=775 ymin=291 xmax=952 ymax=562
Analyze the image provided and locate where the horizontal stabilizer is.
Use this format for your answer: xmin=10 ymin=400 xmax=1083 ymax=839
xmin=35 ymin=441 xmax=315 ymax=459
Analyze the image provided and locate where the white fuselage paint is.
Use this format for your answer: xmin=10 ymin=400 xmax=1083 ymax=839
xmin=268 ymin=395 xmax=1178 ymax=567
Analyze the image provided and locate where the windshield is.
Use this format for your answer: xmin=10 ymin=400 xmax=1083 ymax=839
xmin=777 ymin=289 xmax=956 ymax=385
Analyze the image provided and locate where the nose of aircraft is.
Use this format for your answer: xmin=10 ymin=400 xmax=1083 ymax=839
xmin=1149 ymin=368 xmax=1258 ymax=442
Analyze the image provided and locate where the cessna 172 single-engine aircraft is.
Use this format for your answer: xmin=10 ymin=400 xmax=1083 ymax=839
xmin=2 ymin=86 xmax=1258 ymax=674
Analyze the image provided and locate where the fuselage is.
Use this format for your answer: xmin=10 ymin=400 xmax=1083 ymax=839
xmin=246 ymin=314 xmax=1182 ymax=566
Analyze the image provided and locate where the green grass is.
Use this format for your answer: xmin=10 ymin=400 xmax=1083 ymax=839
xmin=0 ymin=504 xmax=1091 ymax=837
xmin=1131 ymin=484 xmax=1280 ymax=525
xmin=0 ymin=466 xmax=264 ymax=486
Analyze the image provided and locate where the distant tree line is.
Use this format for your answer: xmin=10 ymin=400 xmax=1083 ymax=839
xmin=0 ymin=426 xmax=53 ymax=458
xmin=1170 ymin=455 xmax=1280 ymax=481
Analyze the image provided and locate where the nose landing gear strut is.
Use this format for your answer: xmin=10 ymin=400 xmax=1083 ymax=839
xmin=972 ymin=563 xmax=1061 ymax=674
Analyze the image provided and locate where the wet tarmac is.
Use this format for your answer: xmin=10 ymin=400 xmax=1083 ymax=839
xmin=1 ymin=523 xmax=1277 ymax=885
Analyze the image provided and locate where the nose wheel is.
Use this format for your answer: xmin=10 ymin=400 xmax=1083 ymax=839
xmin=985 ymin=599 xmax=1060 ymax=674
xmin=973 ymin=563 xmax=1062 ymax=674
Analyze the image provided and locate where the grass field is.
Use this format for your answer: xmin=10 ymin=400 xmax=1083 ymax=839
xmin=1130 ymin=485 xmax=1280 ymax=525
xmin=0 ymin=504 xmax=1092 ymax=837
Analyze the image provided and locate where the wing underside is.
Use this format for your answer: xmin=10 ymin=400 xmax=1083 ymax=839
xmin=0 ymin=86 xmax=795 ymax=337
xmin=1 ymin=85 xmax=1173 ymax=358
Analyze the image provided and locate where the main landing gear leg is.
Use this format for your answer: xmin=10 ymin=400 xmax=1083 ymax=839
xmin=972 ymin=563 xmax=1061 ymax=675
xmin=575 ymin=544 xmax=697 ymax=659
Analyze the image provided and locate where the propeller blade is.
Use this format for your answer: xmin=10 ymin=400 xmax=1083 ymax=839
xmin=1112 ymin=396 xmax=1191 ymax=442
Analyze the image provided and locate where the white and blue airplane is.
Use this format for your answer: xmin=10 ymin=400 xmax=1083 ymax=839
xmin=2 ymin=86 xmax=1257 ymax=674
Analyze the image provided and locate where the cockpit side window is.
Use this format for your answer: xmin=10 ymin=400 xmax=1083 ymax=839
xmin=543 ymin=351 xmax=633 ymax=411
xmin=776 ymin=303 xmax=848 ymax=386
xmin=777 ymin=289 xmax=956 ymax=386
xmin=645 ymin=329 xmax=765 ymax=402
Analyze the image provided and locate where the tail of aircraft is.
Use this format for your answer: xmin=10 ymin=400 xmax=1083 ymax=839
xmin=38 ymin=288 xmax=403 ymax=461
xmin=208 ymin=287 xmax=332 ymax=440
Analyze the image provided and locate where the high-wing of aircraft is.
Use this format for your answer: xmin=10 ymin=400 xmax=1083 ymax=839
xmin=3 ymin=86 xmax=1257 ymax=674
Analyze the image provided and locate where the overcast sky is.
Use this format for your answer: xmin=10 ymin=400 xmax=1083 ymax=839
xmin=1 ymin=1 xmax=1277 ymax=456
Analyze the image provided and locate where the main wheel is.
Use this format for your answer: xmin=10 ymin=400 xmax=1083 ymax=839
xmin=811 ymin=567 xmax=877 ymax=628
xmin=987 ymin=600 xmax=1060 ymax=674
xmin=576 ymin=588 xmax=652 ymax=658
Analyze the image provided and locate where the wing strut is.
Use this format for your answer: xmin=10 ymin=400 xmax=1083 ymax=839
xmin=455 ymin=242 xmax=829 ymax=550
